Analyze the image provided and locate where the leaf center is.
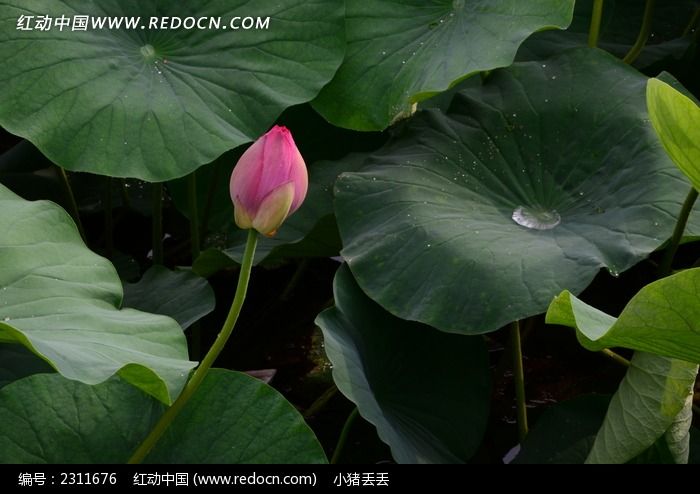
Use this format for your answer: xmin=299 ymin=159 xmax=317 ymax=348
xmin=140 ymin=44 xmax=157 ymax=60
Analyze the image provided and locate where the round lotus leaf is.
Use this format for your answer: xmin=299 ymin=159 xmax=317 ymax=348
xmin=335 ymin=47 xmax=690 ymax=334
xmin=0 ymin=0 xmax=345 ymax=180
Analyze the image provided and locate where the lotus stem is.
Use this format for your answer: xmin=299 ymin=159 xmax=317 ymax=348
xmin=128 ymin=229 xmax=258 ymax=463
xmin=509 ymin=320 xmax=528 ymax=442
xmin=600 ymin=348 xmax=630 ymax=367
xmin=304 ymin=385 xmax=339 ymax=419
xmin=331 ymin=407 xmax=359 ymax=464
xmin=103 ymin=177 xmax=113 ymax=258
xmin=588 ymin=0 xmax=605 ymax=48
xmin=56 ymin=166 xmax=86 ymax=242
xmin=658 ymin=187 xmax=698 ymax=277
xmin=682 ymin=7 xmax=700 ymax=37
xmin=119 ymin=178 xmax=131 ymax=210
xmin=188 ymin=172 xmax=200 ymax=262
xmin=151 ymin=183 xmax=163 ymax=265
xmin=623 ymin=0 xmax=656 ymax=64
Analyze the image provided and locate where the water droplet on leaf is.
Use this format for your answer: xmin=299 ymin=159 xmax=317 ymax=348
xmin=512 ymin=206 xmax=561 ymax=230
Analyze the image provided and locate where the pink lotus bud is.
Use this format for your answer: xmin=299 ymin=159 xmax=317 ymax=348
xmin=229 ymin=126 xmax=308 ymax=237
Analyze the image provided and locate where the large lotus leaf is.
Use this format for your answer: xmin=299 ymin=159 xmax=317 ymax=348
xmin=0 ymin=370 xmax=326 ymax=463
xmin=0 ymin=140 xmax=66 ymax=205
xmin=0 ymin=344 xmax=53 ymax=389
xmin=586 ymin=353 xmax=697 ymax=464
xmin=648 ymin=74 xmax=700 ymax=241
xmin=0 ymin=374 xmax=164 ymax=463
xmin=335 ymin=47 xmax=689 ymax=334
xmin=0 ymin=140 xmax=52 ymax=174
xmin=515 ymin=395 xmax=611 ymax=464
xmin=147 ymin=369 xmax=327 ymax=464
xmin=518 ymin=0 xmax=698 ymax=69
xmin=663 ymin=391 xmax=695 ymax=463
xmin=546 ymin=269 xmax=700 ymax=364
xmin=312 ymin=0 xmax=574 ymax=131
xmin=316 ymin=265 xmax=490 ymax=464
xmin=515 ymin=393 xmax=698 ymax=464
xmin=647 ymin=78 xmax=700 ymax=191
xmin=0 ymin=0 xmax=345 ymax=181
xmin=123 ymin=266 xmax=215 ymax=330
xmin=0 ymin=184 xmax=194 ymax=403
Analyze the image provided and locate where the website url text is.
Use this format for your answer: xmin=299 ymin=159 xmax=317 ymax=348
xmin=16 ymin=15 xmax=271 ymax=31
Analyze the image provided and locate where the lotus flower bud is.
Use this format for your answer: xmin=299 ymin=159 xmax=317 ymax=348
xmin=229 ymin=126 xmax=308 ymax=237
